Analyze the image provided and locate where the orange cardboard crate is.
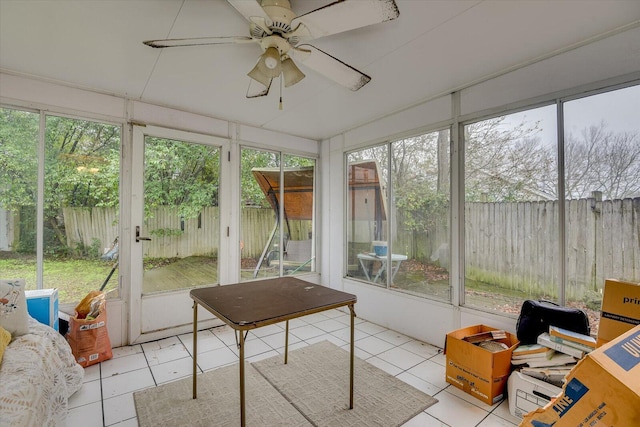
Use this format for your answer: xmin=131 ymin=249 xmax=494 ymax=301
xmin=597 ymin=278 xmax=640 ymax=347
xmin=445 ymin=324 xmax=519 ymax=405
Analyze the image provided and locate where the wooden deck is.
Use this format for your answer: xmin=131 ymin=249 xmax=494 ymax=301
xmin=143 ymin=256 xmax=218 ymax=293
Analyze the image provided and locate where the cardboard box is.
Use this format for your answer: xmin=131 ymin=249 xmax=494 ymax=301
xmin=445 ymin=325 xmax=519 ymax=405
xmin=507 ymin=371 xmax=562 ymax=418
xmin=597 ymin=279 xmax=640 ymax=347
xmin=25 ymin=288 xmax=59 ymax=331
xmin=521 ymin=324 xmax=640 ymax=426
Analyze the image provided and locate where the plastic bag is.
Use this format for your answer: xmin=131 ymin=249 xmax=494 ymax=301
xmin=74 ymin=290 xmax=104 ymax=319
xmin=66 ymin=291 xmax=112 ymax=367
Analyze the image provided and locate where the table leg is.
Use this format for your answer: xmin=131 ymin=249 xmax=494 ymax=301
xmin=192 ymin=302 xmax=198 ymax=399
xmin=284 ymin=320 xmax=289 ymax=364
xmin=359 ymin=258 xmax=371 ymax=281
xmin=374 ymin=259 xmax=386 ymax=283
xmin=239 ymin=329 xmax=246 ymax=427
xmin=349 ymin=304 xmax=356 ymax=409
xmin=390 ymin=260 xmax=402 ymax=281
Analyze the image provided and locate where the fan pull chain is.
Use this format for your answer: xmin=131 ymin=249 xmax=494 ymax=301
xmin=279 ymin=74 xmax=283 ymax=110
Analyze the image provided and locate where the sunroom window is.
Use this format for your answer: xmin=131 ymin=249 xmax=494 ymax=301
xmin=464 ymin=105 xmax=559 ymax=312
xmin=346 ymin=129 xmax=451 ymax=302
xmin=463 ymin=84 xmax=640 ymax=335
xmin=0 ymin=110 xmax=121 ymax=304
xmin=563 ymin=85 xmax=640 ymax=334
xmin=240 ymin=147 xmax=316 ymax=280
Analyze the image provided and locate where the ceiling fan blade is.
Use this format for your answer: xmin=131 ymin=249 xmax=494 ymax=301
xmin=293 ymin=45 xmax=370 ymax=91
xmin=227 ymin=0 xmax=271 ymax=22
xmin=143 ymin=36 xmax=253 ymax=48
xmin=290 ymin=0 xmax=399 ymax=41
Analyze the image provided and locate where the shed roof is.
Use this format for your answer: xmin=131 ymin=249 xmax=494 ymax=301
xmin=252 ymin=160 xmax=386 ymax=222
xmin=252 ymin=166 xmax=315 ymax=221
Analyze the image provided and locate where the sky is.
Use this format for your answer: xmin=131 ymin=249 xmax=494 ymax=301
xmin=500 ymin=84 xmax=639 ymax=147
xmin=564 ymin=85 xmax=640 ymax=135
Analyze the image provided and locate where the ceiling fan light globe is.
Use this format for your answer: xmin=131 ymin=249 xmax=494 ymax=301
xmin=261 ymin=47 xmax=282 ymax=77
xmin=264 ymin=57 xmax=278 ymax=70
xmin=282 ymin=57 xmax=305 ymax=87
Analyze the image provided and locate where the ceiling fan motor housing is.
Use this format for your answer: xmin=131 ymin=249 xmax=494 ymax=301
xmin=259 ymin=34 xmax=291 ymax=56
xmin=261 ymin=0 xmax=295 ymax=34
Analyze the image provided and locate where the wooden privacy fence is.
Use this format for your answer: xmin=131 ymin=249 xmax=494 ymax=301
xmin=63 ymin=206 xmax=308 ymax=259
xmin=465 ymin=196 xmax=640 ymax=298
xmin=63 ymin=207 xmax=119 ymax=255
xmin=240 ymin=207 xmax=275 ymax=258
xmin=142 ymin=206 xmax=221 ymax=258
xmin=63 ymin=196 xmax=639 ymax=297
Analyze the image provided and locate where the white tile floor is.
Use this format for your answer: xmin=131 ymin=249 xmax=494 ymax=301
xmin=67 ymin=309 xmax=522 ymax=427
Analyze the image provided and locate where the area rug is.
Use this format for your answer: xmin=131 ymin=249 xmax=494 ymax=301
xmin=134 ymin=362 xmax=311 ymax=426
xmin=253 ymin=340 xmax=437 ymax=426
xmin=134 ymin=340 xmax=437 ymax=426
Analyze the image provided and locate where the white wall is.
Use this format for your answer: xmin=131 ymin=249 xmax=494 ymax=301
xmin=321 ymin=25 xmax=640 ymax=348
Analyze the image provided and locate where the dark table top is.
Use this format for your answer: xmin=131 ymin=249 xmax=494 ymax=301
xmin=190 ymin=277 xmax=357 ymax=330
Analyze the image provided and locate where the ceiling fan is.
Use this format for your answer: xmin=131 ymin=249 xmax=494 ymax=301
xmin=143 ymin=0 xmax=399 ymax=105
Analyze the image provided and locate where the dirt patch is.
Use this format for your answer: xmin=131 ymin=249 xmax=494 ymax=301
xmin=241 ymin=258 xmax=258 ymax=269
xmin=400 ymin=259 xmax=449 ymax=282
xmin=0 ymin=251 xmax=35 ymax=261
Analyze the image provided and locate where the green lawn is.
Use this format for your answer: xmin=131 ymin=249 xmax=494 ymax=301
xmin=0 ymin=254 xmax=118 ymax=304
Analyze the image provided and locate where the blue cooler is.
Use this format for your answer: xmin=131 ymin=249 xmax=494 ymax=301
xmin=25 ymin=288 xmax=59 ymax=331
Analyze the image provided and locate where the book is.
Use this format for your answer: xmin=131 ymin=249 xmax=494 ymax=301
xmin=462 ymin=330 xmax=507 ymax=344
xmin=537 ymin=333 xmax=586 ymax=359
xmin=524 ymin=351 xmax=576 ymax=368
xmin=549 ymin=325 xmax=596 ymax=349
xmin=511 ymin=357 xmax=548 ymax=366
xmin=548 ymin=334 xmax=596 ymax=353
xmin=512 ymin=348 xmax=555 ymax=361
xmin=512 ymin=343 xmax=549 ymax=356
xmin=512 ymin=349 xmax=566 ymax=366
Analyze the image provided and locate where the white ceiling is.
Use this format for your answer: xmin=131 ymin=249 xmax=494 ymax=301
xmin=1 ymin=0 xmax=639 ymax=141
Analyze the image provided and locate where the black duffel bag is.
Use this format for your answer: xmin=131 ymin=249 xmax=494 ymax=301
xmin=516 ymin=300 xmax=590 ymax=344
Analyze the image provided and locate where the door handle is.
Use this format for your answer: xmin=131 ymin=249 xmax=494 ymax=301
xmin=136 ymin=226 xmax=152 ymax=242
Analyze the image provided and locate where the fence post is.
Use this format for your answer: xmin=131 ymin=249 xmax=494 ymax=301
xmin=590 ymin=191 xmax=602 ymax=291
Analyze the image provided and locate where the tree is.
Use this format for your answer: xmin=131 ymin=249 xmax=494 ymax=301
xmin=43 ymin=115 xmax=121 ymax=250
xmin=391 ymin=132 xmax=448 ymax=233
xmin=241 ymin=148 xmax=279 ymax=207
xmin=144 ymin=136 xmax=220 ymax=220
xmin=564 ymin=122 xmax=640 ymax=199
xmin=0 ymin=109 xmax=39 ymax=211
xmin=464 ymin=116 xmax=555 ymax=202
xmin=0 ymin=109 xmax=39 ymax=252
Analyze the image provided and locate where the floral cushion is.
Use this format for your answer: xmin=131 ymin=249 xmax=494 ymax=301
xmin=0 ymin=279 xmax=29 ymax=337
